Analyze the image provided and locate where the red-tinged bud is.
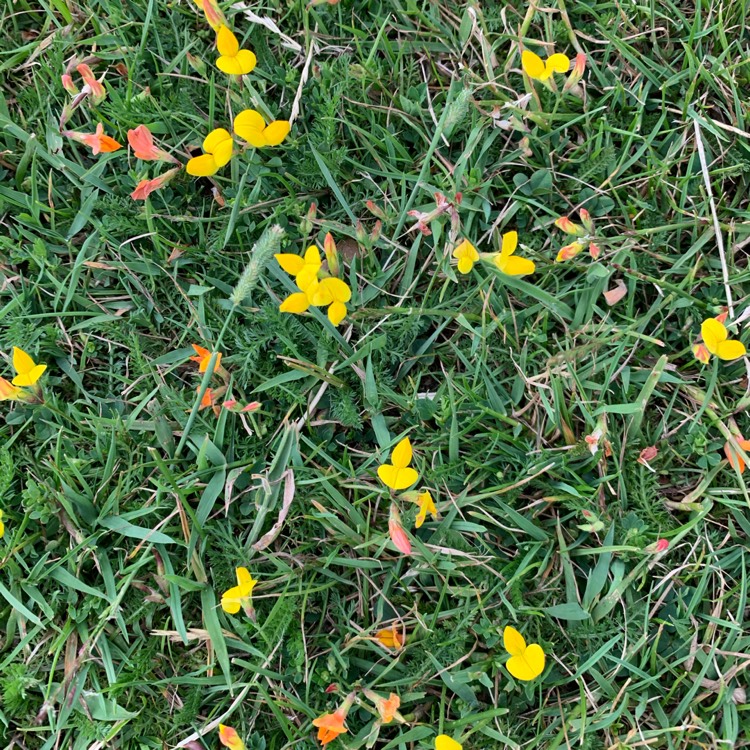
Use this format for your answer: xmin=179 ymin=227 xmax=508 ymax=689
xmin=325 ymin=683 xmax=339 ymax=694
xmin=241 ymin=401 xmax=261 ymax=413
xmin=388 ymin=505 xmax=411 ymax=555
xmin=556 ymin=242 xmax=584 ymax=262
xmin=324 ymin=232 xmax=340 ymax=276
xmin=638 ymin=446 xmax=659 ymax=466
xmin=434 ymin=192 xmax=449 ymax=209
xmin=563 ymin=53 xmax=587 ymax=92
xmin=356 ymin=220 xmax=368 ymax=246
xmin=692 ymin=343 xmax=710 ymax=365
xmin=454 ymin=192 xmax=463 ymax=205
xmin=365 ymin=200 xmax=386 ymax=220
xmin=61 ymin=74 xmax=79 ymax=95
xmin=370 ymin=220 xmax=382 ymax=243
xmin=185 ymin=51 xmax=207 ymax=76
xmin=554 ymin=216 xmax=584 ymax=236
xmin=588 ymin=242 xmax=601 ymax=260
xmin=579 ymin=208 xmax=594 ymax=233
xmin=715 ymin=309 xmax=729 ymax=325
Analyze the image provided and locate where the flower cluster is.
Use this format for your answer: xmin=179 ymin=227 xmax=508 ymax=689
xmin=277 ymin=235 xmax=352 ymax=326
xmin=554 ymin=210 xmax=601 ymax=261
xmin=452 ymin=230 xmax=535 ymax=277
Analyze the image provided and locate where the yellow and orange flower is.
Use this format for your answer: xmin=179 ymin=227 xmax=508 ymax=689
xmin=189 ymin=344 xmax=222 ymax=373
xmin=724 ymin=436 xmax=750 ymax=474
xmin=64 ymin=123 xmax=121 ymax=155
xmin=375 ymin=626 xmax=404 ymax=650
xmin=218 ymin=724 xmax=246 ymax=750
xmin=312 ymin=694 xmax=355 ymax=746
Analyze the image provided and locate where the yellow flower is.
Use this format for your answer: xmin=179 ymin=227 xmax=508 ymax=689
xmin=186 ymin=128 xmax=233 ymax=176
xmin=493 ymin=231 xmax=535 ymax=276
xmin=215 ymin=25 xmax=257 ymax=75
xmin=276 ymin=246 xmax=322 ymax=291
xmin=11 ymin=347 xmax=46 ymax=386
xmin=452 ymin=239 xmax=479 ymax=274
xmin=0 ymin=509 xmax=4 ymax=539
xmin=0 ymin=377 xmax=22 ymax=401
xmin=556 ymin=242 xmax=584 ymax=262
xmin=435 ymin=736 xmax=462 ymax=750
xmin=221 ymin=567 xmax=257 ymax=615
xmin=219 ymin=724 xmax=246 ymax=750
xmin=279 ymin=276 xmax=352 ymax=327
xmin=414 ymin=490 xmax=438 ymax=528
xmin=700 ymin=318 xmax=746 ymax=361
xmin=233 ymin=109 xmax=290 ymax=148
xmin=309 ymin=277 xmax=352 ymax=326
xmin=522 ymin=49 xmax=570 ymax=81
xmin=378 ymin=437 xmax=419 ymax=491
xmin=503 ymin=625 xmax=545 ymax=681
xmin=374 ymin=626 xmax=404 ymax=650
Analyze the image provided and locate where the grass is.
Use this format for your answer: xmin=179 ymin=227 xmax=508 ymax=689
xmin=1 ymin=0 xmax=750 ymax=748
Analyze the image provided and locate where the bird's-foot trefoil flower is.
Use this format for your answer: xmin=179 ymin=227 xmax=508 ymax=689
xmin=0 ymin=377 xmax=22 ymax=401
xmin=563 ymin=53 xmax=587 ymax=93
xmin=11 ymin=347 xmax=46 ymax=387
xmin=76 ymin=63 xmax=107 ymax=105
xmin=375 ymin=626 xmax=404 ymax=650
xmin=491 ymin=230 xmax=535 ymax=276
xmin=452 ymin=239 xmax=479 ymax=274
xmin=522 ymin=48 xmax=570 ymax=84
xmin=0 ymin=509 xmax=4 ymax=539
xmin=276 ymin=245 xmax=323 ymax=291
xmin=130 ymin=167 xmax=181 ymax=201
xmin=127 ymin=125 xmax=180 ymax=163
xmin=378 ymin=437 xmax=419 ymax=490
xmin=186 ymin=128 xmax=233 ymax=176
xmin=221 ymin=567 xmax=257 ymax=617
xmin=414 ymin=490 xmax=437 ymax=528
xmin=196 ymin=0 xmax=225 ymax=30
xmin=312 ymin=693 xmax=356 ymax=746
xmin=388 ymin=504 xmax=412 ymax=555
xmin=362 ymin=690 xmax=404 ymax=724
xmin=503 ymin=625 xmax=545 ymax=681
xmin=724 ymin=435 xmax=750 ymax=474
xmin=555 ymin=210 xmax=600 ymax=261
xmin=323 ymin=232 xmax=340 ymax=277
xmin=218 ymin=724 xmax=246 ymax=750
xmin=233 ymin=109 xmax=290 ymax=148
xmin=61 ymin=73 xmax=79 ymax=95
xmin=699 ymin=318 xmax=746 ymax=361
xmin=215 ymin=25 xmax=257 ymax=75
xmin=189 ymin=344 xmax=223 ymax=373
xmin=435 ymin=736 xmax=462 ymax=750
xmin=64 ymin=123 xmax=122 ymax=155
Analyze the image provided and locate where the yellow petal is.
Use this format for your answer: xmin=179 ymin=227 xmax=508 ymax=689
xmin=275 ymin=254 xmax=306 ymax=275
xmin=187 ymin=154 xmax=217 ymax=176
xmin=497 ymin=255 xmax=535 ymax=276
xmin=235 ymin=567 xmax=256 ymax=591
xmin=12 ymin=346 xmax=36 ymax=376
xmin=319 ymin=277 xmax=352 ymax=303
xmin=203 ymin=128 xmax=232 ymax=154
xmin=391 ymin=437 xmax=413 ymax=469
xmin=327 ymin=301 xmax=347 ymax=326
xmin=701 ymin=318 xmax=727 ymax=355
xmin=435 ymin=736 xmax=462 ymax=750
xmin=521 ymin=50 xmax=545 ymax=79
xmin=503 ymin=626 xmax=527 ymax=656
xmin=212 ymin=139 xmax=234 ymax=169
xmin=11 ymin=364 xmax=46 ymax=387
xmin=546 ymin=53 xmax=571 ymax=74
xmin=296 ymin=266 xmax=321 ymax=292
xmin=0 ymin=519 xmax=4 ymax=538
xmin=221 ymin=597 xmax=242 ymax=615
xmin=279 ymin=292 xmax=311 ymax=314
xmin=501 ymin=230 xmax=518 ymax=258
xmin=233 ymin=109 xmax=266 ymax=144
xmin=506 ymin=643 xmax=545 ymax=681
xmin=263 ymin=120 xmax=291 ymax=146
xmin=234 ymin=49 xmax=257 ymax=75
xmin=304 ymin=245 xmax=322 ymax=266
xmin=715 ymin=339 xmax=746 ymax=360
xmin=457 ymin=255 xmax=474 ymax=274
xmin=388 ymin=467 xmax=419 ymax=490
xmin=216 ymin=25 xmax=239 ymax=57
xmin=216 ymin=55 xmax=245 ymax=75
xmin=377 ymin=464 xmax=401 ymax=489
